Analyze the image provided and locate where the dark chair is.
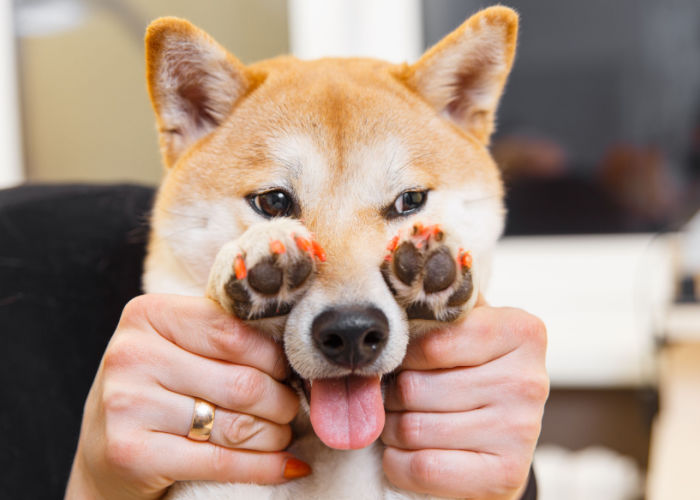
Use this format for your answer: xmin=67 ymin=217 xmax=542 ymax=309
xmin=0 ymin=184 xmax=154 ymax=499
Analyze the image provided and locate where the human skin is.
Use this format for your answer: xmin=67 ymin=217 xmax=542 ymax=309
xmin=66 ymin=294 xmax=547 ymax=499
xmin=382 ymin=297 xmax=549 ymax=498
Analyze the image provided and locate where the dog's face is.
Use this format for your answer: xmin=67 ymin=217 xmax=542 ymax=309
xmin=143 ymin=7 xmax=517 ymax=449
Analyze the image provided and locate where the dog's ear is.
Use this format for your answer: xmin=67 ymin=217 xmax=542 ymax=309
xmin=145 ymin=18 xmax=258 ymax=166
xmin=405 ymin=6 xmax=518 ymax=144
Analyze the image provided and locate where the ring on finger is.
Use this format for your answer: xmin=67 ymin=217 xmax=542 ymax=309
xmin=188 ymin=397 xmax=216 ymax=441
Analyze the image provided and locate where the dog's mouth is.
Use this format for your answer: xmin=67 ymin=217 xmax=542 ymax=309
xmin=300 ymin=375 xmax=385 ymax=450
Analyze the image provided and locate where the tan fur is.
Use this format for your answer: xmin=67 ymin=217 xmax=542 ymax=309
xmin=143 ymin=7 xmax=518 ymax=499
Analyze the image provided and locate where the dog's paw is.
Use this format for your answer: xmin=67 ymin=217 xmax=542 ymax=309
xmin=207 ymin=218 xmax=325 ymax=321
xmin=381 ymin=222 xmax=474 ymax=322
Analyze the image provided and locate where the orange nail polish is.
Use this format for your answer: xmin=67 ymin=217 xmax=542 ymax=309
xmin=283 ymin=457 xmax=312 ymax=479
xmin=234 ymin=255 xmax=247 ymax=280
xmin=270 ymin=239 xmax=286 ymax=254
xmin=311 ymin=240 xmax=326 ymax=262
xmin=295 ymin=236 xmax=312 ymax=252
xmin=387 ymin=235 xmax=399 ymax=251
xmin=460 ymin=251 xmax=472 ymax=269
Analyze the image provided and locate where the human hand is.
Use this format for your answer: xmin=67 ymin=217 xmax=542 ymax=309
xmin=65 ymin=294 xmax=307 ymax=500
xmin=381 ymin=298 xmax=548 ymax=499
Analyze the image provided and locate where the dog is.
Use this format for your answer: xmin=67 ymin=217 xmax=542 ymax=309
xmin=142 ymin=6 xmax=518 ymax=499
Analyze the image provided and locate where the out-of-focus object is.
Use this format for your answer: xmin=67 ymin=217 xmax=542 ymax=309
xmin=288 ymin=0 xmax=422 ymax=63
xmin=492 ymin=134 xmax=568 ymax=179
xmin=647 ymin=344 xmax=700 ymax=500
xmin=598 ymin=144 xmax=679 ymax=230
xmin=679 ymin=210 xmax=700 ymax=298
xmin=535 ymin=445 xmax=643 ymax=500
xmin=646 ymin=214 xmax=700 ymax=499
xmin=14 ymin=0 xmax=87 ymax=37
xmin=664 ymin=211 xmax=700 ymax=342
xmin=488 ymin=233 xmax=675 ymax=387
xmin=0 ymin=0 xmax=24 ymax=188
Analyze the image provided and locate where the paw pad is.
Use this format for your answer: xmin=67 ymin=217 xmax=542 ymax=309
xmin=208 ymin=219 xmax=323 ymax=321
xmin=381 ymin=222 xmax=474 ymax=322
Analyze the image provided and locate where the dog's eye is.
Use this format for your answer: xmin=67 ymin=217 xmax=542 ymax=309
xmin=390 ymin=190 xmax=428 ymax=217
xmin=249 ymin=190 xmax=293 ymax=218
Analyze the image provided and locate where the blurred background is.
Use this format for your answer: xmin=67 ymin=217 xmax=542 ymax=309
xmin=1 ymin=0 xmax=699 ymax=498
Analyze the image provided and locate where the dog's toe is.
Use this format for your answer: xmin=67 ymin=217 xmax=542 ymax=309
xmin=422 ymin=247 xmax=456 ymax=293
xmin=393 ymin=241 xmax=422 ymax=285
xmin=248 ymin=257 xmax=284 ymax=295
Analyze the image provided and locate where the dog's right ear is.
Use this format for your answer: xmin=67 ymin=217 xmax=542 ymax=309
xmin=145 ymin=18 xmax=257 ymax=167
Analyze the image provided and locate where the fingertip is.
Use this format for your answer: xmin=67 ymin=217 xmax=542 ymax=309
xmin=271 ymin=349 xmax=292 ymax=381
xmin=282 ymin=456 xmax=312 ymax=480
xmin=382 ymin=446 xmax=413 ymax=491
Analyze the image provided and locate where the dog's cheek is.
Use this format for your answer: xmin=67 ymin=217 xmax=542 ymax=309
xmin=370 ymin=294 xmax=410 ymax=372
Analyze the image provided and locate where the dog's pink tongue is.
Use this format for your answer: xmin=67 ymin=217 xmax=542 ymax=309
xmin=310 ymin=375 xmax=384 ymax=450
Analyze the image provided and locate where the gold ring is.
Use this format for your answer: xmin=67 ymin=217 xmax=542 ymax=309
xmin=187 ymin=398 xmax=215 ymax=441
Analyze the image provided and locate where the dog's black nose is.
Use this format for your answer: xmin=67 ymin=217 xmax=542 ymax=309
xmin=311 ymin=306 xmax=389 ymax=369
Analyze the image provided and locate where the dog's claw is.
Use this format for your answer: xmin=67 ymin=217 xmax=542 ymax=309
xmin=234 ymin=255 xmax=247 ymax=280
xmin=270 ymin=239 xmax=286 ymax=255
xmin=311 ymin=240 xmax=326 ymax=262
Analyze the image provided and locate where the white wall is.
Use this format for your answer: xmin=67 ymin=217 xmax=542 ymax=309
xmin=288 ymin=0 xmax=423 ymax=63
xmin=488 ymin=234 xmax=674 ymax=387
xmin=0 ymin=0 xmax=24 ymax=187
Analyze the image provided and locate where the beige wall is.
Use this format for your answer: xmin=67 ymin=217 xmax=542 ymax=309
xmin=19 ymin=0 xmax=289 ymax=186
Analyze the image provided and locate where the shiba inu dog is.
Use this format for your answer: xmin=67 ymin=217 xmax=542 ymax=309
xmin=142 ymin=6 xmax=518 ymax=499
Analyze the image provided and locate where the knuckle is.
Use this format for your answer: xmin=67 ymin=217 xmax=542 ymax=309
xmin=104 ymin=432 xmax=143 ymax=472
xmin=228 ymin=368 xmax=265 ymax=409
xmin=221 ymin=413 xmax=259 ymax=447
xmin=396 ymin=413 xmax=423 ymax=448
xmin=210 ymin=316 xmax=246 ymax=357
xmin=395 ymin=371 xmax=423 ymax=408
xmin=101 ymin=382 xmax=137 ymax=416
xmin=531 ymin=373 xmax=551 ymax=402
xmin=499 ymin=456 xmax=531 ymax=490
xmin=119 ymin=295 xmax=151 ymax=327
xmin=410 ymin=451 xmax=441 ymax=490
xmin=512 ymin=414 xmax=543 ymax=443
xmin=419 ymin=335 xmax=449 ymax=366
xmin=514 ymin=310 xmax=547 ymax=346
xmin=466 ymin=307 xmax=496 ymax=340
xmin=516 ymin=373 xmax=550 ymax=403
xmin=209 ymin=443 xmax=234 ymax=477
xmin=102 ymin=337 xmax=142 ymax=372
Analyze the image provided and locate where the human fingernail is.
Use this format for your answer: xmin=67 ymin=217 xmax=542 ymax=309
xmin=283 ymin=457 xmax=312 ymax=479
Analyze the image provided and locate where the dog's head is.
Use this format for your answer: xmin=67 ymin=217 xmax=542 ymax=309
xmin=144 ymin=7 xmax=517 ymax=449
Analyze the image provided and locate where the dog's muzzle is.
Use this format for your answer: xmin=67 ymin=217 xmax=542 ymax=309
xmin=311 ymin=306 xmax=389 ymax=369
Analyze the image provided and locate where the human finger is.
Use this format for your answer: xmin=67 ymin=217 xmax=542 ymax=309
xmin=120 ymin=294 xmax=289 ymax=380
xmin=142 ymin=388 xmax=293 ymax=452
xmin=401 ymin=305 xmax=547 ymax=371
xmin=383 ymin=447 xmax=529 ymax=499
xmin=381 ymin=407 xmax=541 ymax=452
xmin=151 ymin=339 xmax=299 ymax=424
xmin=386 ymin=347 xmax=547 ymax=412
xmin=130 ymin=432 xmax=310 ymax=485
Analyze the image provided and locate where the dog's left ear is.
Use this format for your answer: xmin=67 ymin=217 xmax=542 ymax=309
xmin=405 ymin=6 xmax=518 ymax=144
xmin=145 ymin=17 xmax=260 ymax=167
